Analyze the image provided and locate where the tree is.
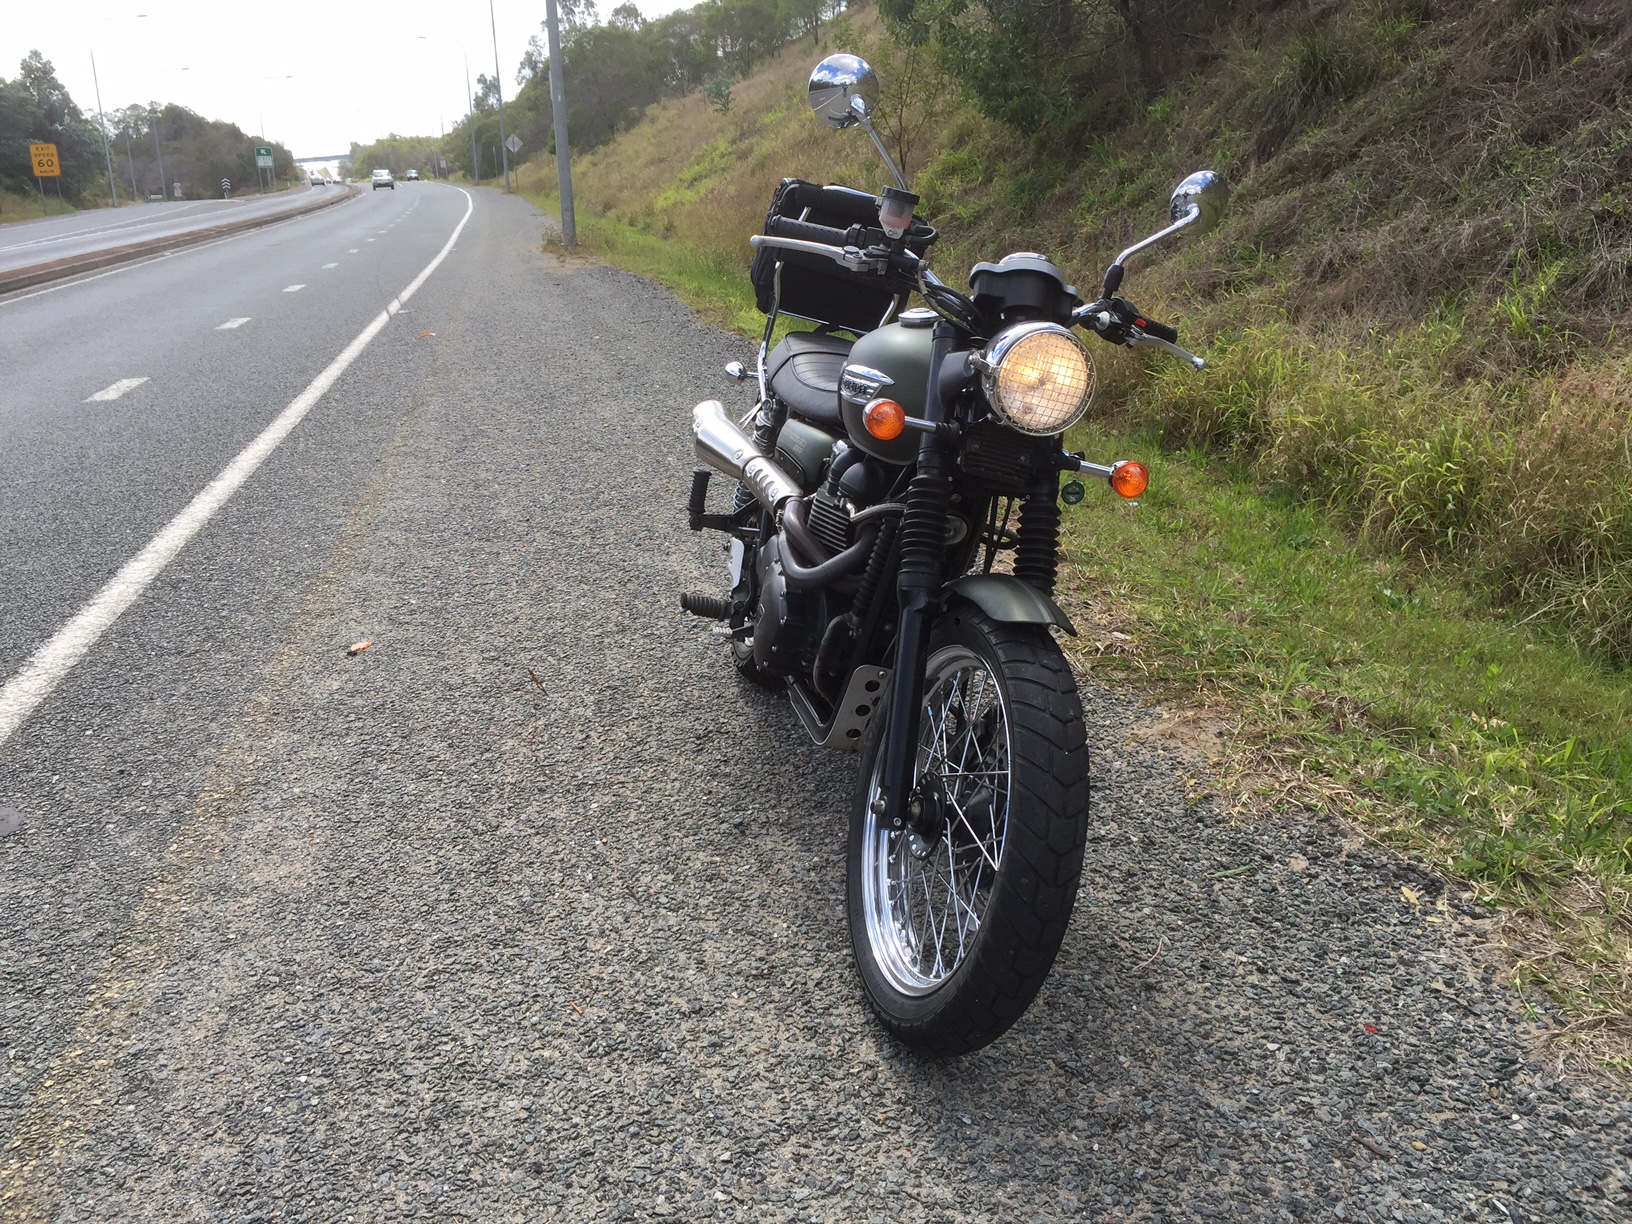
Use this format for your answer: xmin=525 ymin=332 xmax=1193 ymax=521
xmin=562 ymin=0 xmax=599 ymax=32
xmin=518 ymin=34 xmax=547 ymax=86
xmin=780 ymin=0 xmax=828 ymax=48
xmin=704 ymin=0 xmax=787 ymax=77
xmin=1 ymin=51 xmax=101 ymax=200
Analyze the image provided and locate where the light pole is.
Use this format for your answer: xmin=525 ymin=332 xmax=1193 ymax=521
xmin=256 ymin=75 xmax=294 ymax=192
xmin=489 ymin=0 xmax=510 ymax=192
xmin=420 ymin=36 xmax=479 ymax=184
xmin=142 ymin=65 xmax=191 ymax=199
xmin=87 ymin=12 xmax=150 ymax=208
xmin=89 ymin=50 xmax=119 ymax=206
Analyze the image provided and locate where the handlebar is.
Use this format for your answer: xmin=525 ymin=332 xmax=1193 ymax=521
xmin=1074 ymin=296 xmax=1203 ymax=369
xmin=1140 ymin=317 xmax=1179 ymax=344
xmin=751 ymin=226 xmax=1203 ymax=368
xmin=766 ymin=215 xmax=854 ymax=247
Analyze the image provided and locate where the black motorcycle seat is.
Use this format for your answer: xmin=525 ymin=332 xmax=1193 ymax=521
xmin=765 ymin=331 xmax=852 ymax=427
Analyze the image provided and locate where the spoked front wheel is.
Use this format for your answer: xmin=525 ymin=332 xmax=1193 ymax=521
xmin=847 ymin=605 xmax=1088 ymax=1056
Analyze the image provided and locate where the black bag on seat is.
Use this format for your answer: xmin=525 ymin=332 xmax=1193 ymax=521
xmin=749 ymin=178 xmax=936 ymax=334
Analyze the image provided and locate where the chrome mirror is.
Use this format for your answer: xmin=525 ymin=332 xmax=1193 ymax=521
xmin=809 ymin=54 xmax=880 ymax=130
xmin=1169 ymin=170 xmax=1228 ymax=235
xmin=808 ymin=54 xmax=909 ymax=191
xmin=1099 ymin=169 xmax=1229 ymax=296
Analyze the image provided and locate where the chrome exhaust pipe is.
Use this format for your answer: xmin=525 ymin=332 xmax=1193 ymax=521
xmin=692 ymin=400 xmax=802 ymax=512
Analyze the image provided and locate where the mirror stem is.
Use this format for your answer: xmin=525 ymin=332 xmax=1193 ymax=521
xmin=860 ymin=118 xmax=910 ymax=192
xmin=1109 ymin=205 xmax=1199 ymax=277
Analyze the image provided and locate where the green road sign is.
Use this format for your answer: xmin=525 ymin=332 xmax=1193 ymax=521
xmin=254 ymin=146 xmax=272 ymax=157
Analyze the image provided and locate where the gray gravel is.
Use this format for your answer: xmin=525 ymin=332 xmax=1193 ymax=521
xmin=2 ymin=189 xmax=1629 ymax=1222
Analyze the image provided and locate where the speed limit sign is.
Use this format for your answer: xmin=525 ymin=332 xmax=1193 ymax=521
xmin=30 ymin=143 xmax=60 ymax=177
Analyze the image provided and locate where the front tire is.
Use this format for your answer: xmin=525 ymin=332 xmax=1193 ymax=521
xmin=847 ymin=605 xmax=1088 ymax=1056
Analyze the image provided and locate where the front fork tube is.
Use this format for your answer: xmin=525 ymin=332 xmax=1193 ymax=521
xmin=878 ymin=323 xmax=959 ymax=835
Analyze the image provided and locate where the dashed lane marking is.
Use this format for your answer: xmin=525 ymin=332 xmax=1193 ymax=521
xmin=322 ymin=262 xmax=338 ymax=269
xmin=84 ymin=377 xmax=148 ymax=402
xmin=283 ymin=284 xmax=304 ymax=293
xmin=0 ymin=187 xmax=475 ymax=754
xmin=216 ymin=317 xmax=251 ymax=330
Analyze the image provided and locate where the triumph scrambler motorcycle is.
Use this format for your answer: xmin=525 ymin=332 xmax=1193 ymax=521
xmin=680 ymin=53 xmax=1228 ymax=1055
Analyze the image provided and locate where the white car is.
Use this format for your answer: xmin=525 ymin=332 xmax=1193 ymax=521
xmin=371 ymin=169 xmax=395 ymax=190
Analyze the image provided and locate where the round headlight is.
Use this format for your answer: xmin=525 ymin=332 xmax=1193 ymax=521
xmin=979 ymin=322 xmax=1096 ymax=436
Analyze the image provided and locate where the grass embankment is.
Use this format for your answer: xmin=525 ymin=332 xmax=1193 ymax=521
xmin=518 ymin=2 xmax=1632 ymax=1070
xmin=0 ymin=186 xmax=82 ymax=223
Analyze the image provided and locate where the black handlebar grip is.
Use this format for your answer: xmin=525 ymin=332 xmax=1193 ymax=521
xmin=765 ymin=215 xmax=852 ymax=247
xmin=1139 ymin=318 xmax=1179 ymax=344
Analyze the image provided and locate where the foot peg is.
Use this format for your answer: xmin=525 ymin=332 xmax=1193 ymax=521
xmin=680 ymin=593 xmax=732 ymax=620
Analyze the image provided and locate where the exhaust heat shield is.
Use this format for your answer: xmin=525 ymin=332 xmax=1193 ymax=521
xmin=692 ymin=400 xmax=802 ymax=512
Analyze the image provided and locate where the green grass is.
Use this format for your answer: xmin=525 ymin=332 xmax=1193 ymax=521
xmin=0 ymin=186 xmax=80 ymax=223
xmin=1055 ymin=425 xmax=1631 ymax=1051
xmin=522 ymin=185 xmax=792 ymax=341
xmin=532 ymin=199 xmax=1632 ymax=1068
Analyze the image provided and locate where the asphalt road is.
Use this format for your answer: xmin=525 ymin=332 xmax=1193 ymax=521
xmin=0 ymin=185 xmax=342 ymax=276
xmin=1 ymin=183 xmax=1629 ymax=1223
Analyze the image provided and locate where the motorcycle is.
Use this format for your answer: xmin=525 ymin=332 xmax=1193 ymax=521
xmin=681 ymin=52 xmax=1227 ymax=1055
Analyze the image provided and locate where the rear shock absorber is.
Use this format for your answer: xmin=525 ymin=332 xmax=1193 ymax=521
xmin=1013 ymin=482 xmax=1061 ymax=596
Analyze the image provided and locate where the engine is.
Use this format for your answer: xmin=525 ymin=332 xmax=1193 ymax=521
xmin=752 ymin=438 xmax=892 ymax=678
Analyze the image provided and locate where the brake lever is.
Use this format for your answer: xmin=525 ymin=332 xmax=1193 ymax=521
xmin=1130 ymin=330 xmax=1205 ymax=370
xmin=747 ymin=234 xmax=889 ymax=274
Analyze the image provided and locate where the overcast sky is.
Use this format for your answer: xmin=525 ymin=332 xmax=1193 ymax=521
xmin=2 ymin=0 xmax=689 ymax=165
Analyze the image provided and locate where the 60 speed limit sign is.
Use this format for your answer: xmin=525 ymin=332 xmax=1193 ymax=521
xmin=30 ymin=143 xmax=61 ymax=177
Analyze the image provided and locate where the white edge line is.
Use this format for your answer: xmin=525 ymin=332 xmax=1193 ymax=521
xmin=0 ymin=187 xmax=474 ymax=749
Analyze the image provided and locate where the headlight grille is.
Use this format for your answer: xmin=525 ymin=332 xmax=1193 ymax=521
xmin=981 ymin=323 xmax=1096 ymax=436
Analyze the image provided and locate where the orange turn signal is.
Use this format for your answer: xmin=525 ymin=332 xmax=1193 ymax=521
xmin=863 ymin=398 xmax=907 ymax=441
xmin=1110 ymin=460 xmax=1149 ymax=499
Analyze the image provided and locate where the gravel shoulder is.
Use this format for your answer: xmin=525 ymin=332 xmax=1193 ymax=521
xmin=2 ymin=189 xmax=1629 ymax=1222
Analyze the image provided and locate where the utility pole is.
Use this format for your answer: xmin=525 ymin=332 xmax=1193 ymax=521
xmin=466 ymin=52 xmax=479 ymax=185
xmin=123 ymin=126 xmax=138 ymax=201
xmin=89 ymin=49 xmax=119 ymax=206
xmin=489 ymin=0 xmax=510 ymax=192
xmin=151 ymin=111 xmax=167 ymax=201
xmin=544 ymin=0 xmax=576 ymax=244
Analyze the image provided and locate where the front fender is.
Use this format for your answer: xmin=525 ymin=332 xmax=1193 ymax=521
xmin=944 ymin=574 xmax=1077 ymax=636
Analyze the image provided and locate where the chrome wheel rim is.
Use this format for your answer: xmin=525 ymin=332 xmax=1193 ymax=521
xmin=861 ymin=644 xmax=1011 ymax=997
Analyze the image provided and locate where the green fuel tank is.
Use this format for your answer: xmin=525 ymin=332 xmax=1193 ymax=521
xmin=840 ymin=309 xmax=937 ymax=465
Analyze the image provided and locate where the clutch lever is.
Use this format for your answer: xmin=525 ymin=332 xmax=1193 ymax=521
xmin=1130 ymin=329 xmax=1205 ymax=370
